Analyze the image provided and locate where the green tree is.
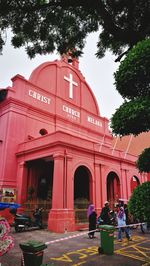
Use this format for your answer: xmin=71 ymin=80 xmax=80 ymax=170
xmin=0 ymin=0 xmax=149 ymax=59
xmin=128 ymin=182 xmax=150 ymax=224
xmin=0 ymin=1 xmax=149 ymax=172
xmin=136 ymin=148 xmax=150 ymax=173
xmin=114 ymin=39 xmax=150 ymax=100
xmin=110 ymin=39 xmax=150 ymax=172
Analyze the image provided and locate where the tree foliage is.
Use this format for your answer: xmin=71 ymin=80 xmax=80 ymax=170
xmin=110 ymin=39 xmax=150 ymax=172
xmin=111 ymin=96 xmax=150 ymax=136
xmin=136 ymin=148 xmax=150 ymax=173
xmin=114 ymin=39 xmax=150 ymax=99
xmin=0 ymin=0 xmax=149 ymax=59
xmin=128 ymin=182 xmax=150 ymax=223
xmin=0 ymin=1 xmax=150 ymax=172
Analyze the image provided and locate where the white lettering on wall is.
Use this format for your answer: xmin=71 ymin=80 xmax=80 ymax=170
xmin=63 ymin=105 xmax=80 ymax=120
xmin=64 ymin=73 xmax=78 ymax=99
xmin=28 ymin=90 xmax=51 ymax=104
xmin=87 ymin=116 xmax=102 ymax=127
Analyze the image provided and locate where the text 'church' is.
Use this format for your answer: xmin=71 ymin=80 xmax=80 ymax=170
xmin=0 ymin=56 xmax=149 ymax=232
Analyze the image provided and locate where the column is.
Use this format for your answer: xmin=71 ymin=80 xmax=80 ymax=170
xmin=100 ymin=164 xmax=106 ymax=207
xmin=66 ymin=154 xmax=73 ymax=209
xmin=127 ymin=171 xmax=132 ymax=198
xmin=16 ymin=162 xmax=27 ymax=204
xmin=125 ymin=169 xmax=129 ymax=200
xmin=48 ymin=152 xmax=75 ymax=232
xmin=65 ymin=154 xmax=75 ymax=231
xmin=120 ymin=168 xmax=124 ymax=200
xmin=121 ymin=169 xmax=128 ymax=201
xmin=51 ymin=153 xmax=64 ymax=209
xmin=94 ymin=162 xmax=101 ymax=214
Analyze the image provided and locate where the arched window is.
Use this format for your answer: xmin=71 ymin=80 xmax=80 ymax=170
xmin=131 ymin=176 xmax=140 ymax=192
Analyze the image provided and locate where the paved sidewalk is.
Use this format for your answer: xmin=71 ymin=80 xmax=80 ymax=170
xmin=0 ymin=227 xmax=150 ymax=266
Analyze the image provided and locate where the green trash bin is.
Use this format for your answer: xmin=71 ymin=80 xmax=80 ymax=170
xmin=20 ymin=240 xmax=47 ymax=266
xmin=98 ymin=225 xmax=115 ymax=255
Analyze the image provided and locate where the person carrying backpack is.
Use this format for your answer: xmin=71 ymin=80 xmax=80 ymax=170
xmin=98 ymin=201 xmax=111 ymax=225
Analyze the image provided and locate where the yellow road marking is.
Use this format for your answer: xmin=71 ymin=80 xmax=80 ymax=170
xmin=134 ymin=245 xmax=150 ymax=258
xmin=49 ymin=238 xmax=150 ymax=265
xmin=50 ymin=254 xmax=73 ymax=262
xmin=115 ymin=240 xmax=150 ymax=264
xmin=115 ymin=249 xmax=146 ymax=262
xmin=50 ymin=246 xmax=98 ymax=262
xmin=114 ymin=235 xmax=145 ymax=246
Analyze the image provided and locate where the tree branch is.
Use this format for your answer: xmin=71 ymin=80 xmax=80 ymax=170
xmin=115 ymin=47 xmax=132 ymax=62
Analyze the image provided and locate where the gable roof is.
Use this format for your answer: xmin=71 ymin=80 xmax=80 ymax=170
xmin=112 ymin=131 xmax=150 ymax=156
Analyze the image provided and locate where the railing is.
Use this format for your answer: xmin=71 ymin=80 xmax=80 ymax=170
xmin=22 ymin=199 xmax=52 ymax=225
xmin=74 ymin=199 xmax=88 ymax=224
xmin=22 ymin=199 xmax=89 ymax=224
xmin=23 ymin=199 xmax=52 ymax=210
xmin=75 ymin=209 xmax=88 ymax=223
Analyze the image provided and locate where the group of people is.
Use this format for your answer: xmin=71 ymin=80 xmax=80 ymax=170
xmin=87 ymin=201 xmax=132 ymax=241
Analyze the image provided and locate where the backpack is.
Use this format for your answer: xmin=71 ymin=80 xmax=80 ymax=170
xmin=97 ymin=215 xmax=104 ymax=225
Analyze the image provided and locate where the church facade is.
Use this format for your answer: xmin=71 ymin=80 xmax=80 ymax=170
xmin=0 ymin=56 xmax=149 ymax=232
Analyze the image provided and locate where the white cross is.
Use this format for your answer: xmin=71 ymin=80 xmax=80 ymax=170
xmin=64 ymin=73 xmax=78 ymax=99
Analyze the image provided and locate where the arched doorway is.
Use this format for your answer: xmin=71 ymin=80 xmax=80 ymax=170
xmin=131 ymin=176 xmax=140 ymax=192
xmin=25 ymin=157 xmax=54 ymax=224
xmin=74 ymin=165 xmax=91 ymax=224
xmin=107 ymin=172 xmax=120 ymax=208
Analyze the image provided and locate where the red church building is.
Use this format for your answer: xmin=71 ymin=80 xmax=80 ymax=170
xmin=0 ymin=55 xmax=149 ymax=232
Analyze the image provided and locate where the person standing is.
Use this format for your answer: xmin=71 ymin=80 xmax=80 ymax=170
xmin=33 ymin=206 xmax=43 ymax=228
xmin=124 ymin=204 xmax=132 ymax=239
xmin=87 ymin=204 xmax=97 ymax=239
xmin=117 ymin=206 xmax=131 ymax=241
xmin=99 ymin=201 xmax=111 ymax=225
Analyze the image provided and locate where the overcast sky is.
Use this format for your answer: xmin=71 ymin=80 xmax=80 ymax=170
xmin=0 ymin=31 xmax=123 ymax=119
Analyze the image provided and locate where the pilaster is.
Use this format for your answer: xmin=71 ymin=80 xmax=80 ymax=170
xmin=51 ymin=153 xmax=64 ymax=209
xmin=16 ymin=162 xmax=27 ymax=204
xmin=94 ymin=162 xmax=101 ymax=214
xmin=48 ymin=152 xmax=75 ymax=232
